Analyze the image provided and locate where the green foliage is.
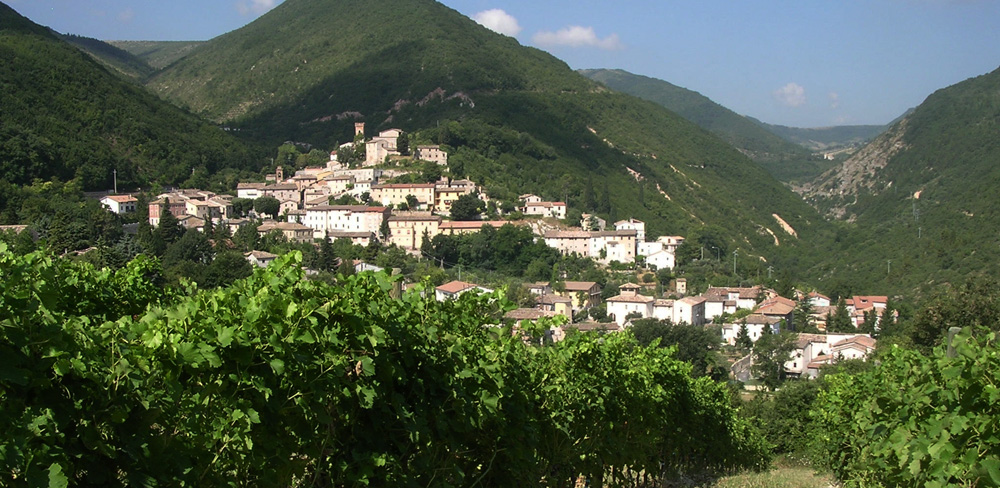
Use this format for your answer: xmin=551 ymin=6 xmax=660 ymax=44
xmin=447 ymin=192 xmax=483 ymax=221
xmin=826 ymin=298 xmax=854 ymax=333
xmin=252 ymin=196 xmax=280 ymax=219
xmin=423 ymin=223 xmax=560 ymax=277
xmin=630 ymin=318 xmax=726 ymax=379
xmin=813 ymin=329 xmax=1000 ymax=486
xmin=751 ymin=331 xmax=796 ymax=391
xmin=906 ymin=277 xmax=1000 ymax=353
xmin=0 ymin=245 xmax=769 ymax=486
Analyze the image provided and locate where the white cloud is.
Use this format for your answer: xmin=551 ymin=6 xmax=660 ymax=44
xmin=829 ymin=92 xmax=840 ymax=109
xmin=532 ymin=26 xmax=624 ymax=50
xmin=236 ymin=0 xmax=279 ymax=16
xmin=117 ymin=8 xmax=135 ymax=23
xmin=472 ymin=9 xmax=522 ymax=37
xmin=773 ymin=83 xmax=807 ymax=108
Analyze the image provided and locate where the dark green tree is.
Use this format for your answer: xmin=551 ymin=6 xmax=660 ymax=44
xmin=254 ymin=196 xmax=280 ymax=219
xmin=202 ymin=250 xmax=253 ymax=288
xmin=794 ymin=299 xmax=819 ymax=333
xmin=826 ymin=298 xmax=854 ymax=333
xmin=155 ymin=202 xmax=184 ymax=247
xmin=396 ymin=132 xmax=409 ymax=156
xmin=631 ymin=318 xmax=725 ymax=379
xmin=449 ymin=193 xmax=484 ymax=221
xmin=751 ymin=331 xmax=796 ymax=390
xmin=736 ymin=321 xmax=753 ymax=351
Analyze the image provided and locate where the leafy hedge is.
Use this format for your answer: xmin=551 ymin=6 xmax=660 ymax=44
xmin=812 ymin=329 xmax=1000 ymax=487
xmin=0 ymin=245 xmax=767 ymax=487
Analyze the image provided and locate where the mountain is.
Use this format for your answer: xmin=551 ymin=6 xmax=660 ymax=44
xmin=0 ymin=2 xmax=260 ymax=195
xmin=578 ymin=68 xmax=834 ymax=183
xmin=752 ymin=120 xmax=887 ymax=152
xmin=108 ymin=40 xmax=205 ymax=70
xmin=58 ymin=33 xmax=156 ymax=80
xmin=802 ymin=66 xmax=1000 ymax=294
xmin=144 ymin=0 xmax=831 ymax=264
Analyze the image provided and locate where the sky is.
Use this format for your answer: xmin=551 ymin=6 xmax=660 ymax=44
xmin=7 ymin=0 xmax=1000 ymax=127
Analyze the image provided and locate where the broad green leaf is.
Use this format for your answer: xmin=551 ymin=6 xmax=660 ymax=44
xmin=48 ymin=463 xmax=68 ymax=488
xmin=270 ymin=358 xmax=285 ymax=375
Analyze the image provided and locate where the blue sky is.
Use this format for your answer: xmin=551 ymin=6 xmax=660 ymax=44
xmin=8 ymin=0 xmax=1000 ymax=127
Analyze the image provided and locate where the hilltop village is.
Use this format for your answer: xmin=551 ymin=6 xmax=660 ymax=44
xmin=90 ymin=123 xmax=894 ymax=381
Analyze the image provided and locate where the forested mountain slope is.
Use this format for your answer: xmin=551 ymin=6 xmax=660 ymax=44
xmin=579 ymin=68 xmax=831 ymax=183
xmin=802 ymin=66 xmax=1000 ymax=294
xmin=0 ymin=2 xmax=260 ymax=194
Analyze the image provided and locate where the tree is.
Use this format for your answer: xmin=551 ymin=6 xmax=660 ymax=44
xmin=155 ymin=201 xmax=183 ymax=246
xmin=793 ymin=299 xmax=819 ymax=333
xmin=631 ymin=318 xmax=726 ymax=378
xmin=405 ymin=194 xmax=419 ymax=211
xmin=449 ymin=193 xmax=484 ymax=221
xmin=163 ymin=228 xmax=214 ymax=268
xmin=736 ymin=321 xmax=753 ymax=351
xmin=232 ymin=222 xmax=260 ymax=252
xmin=202 ymin=250 xmax=253 ymax=288
xmin=231 ymin=198 xmax=254 ymax=218
xmin=396 ymin=132 xmax=409 ymax=156
xmin=254 ymin=196 xmax=280 ymax=219
xmin=751 ymin=331 xmax=796 ymax=390
xmin=826 ymin=298 xmax=854 ymax=333
xmin=858 ymin=308 xmax=879 ymax=335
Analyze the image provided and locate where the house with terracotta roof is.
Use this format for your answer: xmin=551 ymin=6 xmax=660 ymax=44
xmin=387 ymin=213 xmax=441 ymax=251
xmin=414 ymin=145 xmax=448 ymax=165
xmin=236 ymin=182 xmax=266 ymax=200
xmin=614 ymin=218 xmax=645 ymax=242
xmin=534 ymin=294 xmax=572 ymax=318
xmin=606 ymin=283 xmax=654 ymax=326
xmin=755 ymin=296 xmax=796 ymax=326
xmin=523 ymin=200 xmax=567 ymax=219
xmin=100 ymin=194 xmax=137 ymax=214
xmin=304 ymin=205 xmax=390 ymax=240
xmin=555 ymin=281 xmax=602 ymax=311
xmin=257 ymin=221 xmax=313 ymax=243
xmin=371 ymin=183 xmax=435 ymax=210
xmin=846 ymin=296 xmax=889 ymax=327
xmin=434 ymin=280 xmax=494 ymax=301
xmin=262 ymin=183 xmax=300 ymax=205
xmin=783 ymin=333 xmax=876 ymax=379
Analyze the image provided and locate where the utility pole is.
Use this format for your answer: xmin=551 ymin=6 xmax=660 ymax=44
xmin=767 ymin=266 xmax=774 ymax=279
xmin=113 ymin=169 xmax=117 ymax=194
xmin=732 ymin=250 xmax=738 ymax=276
xmin=887 ymin=260 xmax=891 ymax=275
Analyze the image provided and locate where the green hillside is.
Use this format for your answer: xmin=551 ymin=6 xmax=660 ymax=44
xmin=108 ymin=40 xmax=204 ymax=70
xmin=58 ymin=33 xmax=156 ymax=80
xmin=579 ymin=68 xmax=834 ymax=183
xmin=0 ymin=2 xmax=260 ymax=195
xmin=803 ymin=66 xmax=1000 ymax=295
xmin=754 ymin=119 xmax=886 ymax=152
xmin=146 ymin=0 xmax=831 ymax=267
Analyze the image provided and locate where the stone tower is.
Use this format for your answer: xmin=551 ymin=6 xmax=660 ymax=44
xmin=275 ymin=165 xmax=284 ymax=181
xmin=354 ymin=122 xmax=365 ymax=138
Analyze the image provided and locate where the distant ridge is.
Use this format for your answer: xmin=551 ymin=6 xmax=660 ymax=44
xmin=579 ymin=68 xmax=832 ymax=183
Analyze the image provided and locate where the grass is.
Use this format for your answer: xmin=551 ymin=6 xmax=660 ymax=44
xmin=708 ymin=466 xmax=835 ymax=488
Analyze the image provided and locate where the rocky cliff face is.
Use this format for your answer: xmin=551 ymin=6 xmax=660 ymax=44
xmin=798 ymin=117 xmax=910 ymax=220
